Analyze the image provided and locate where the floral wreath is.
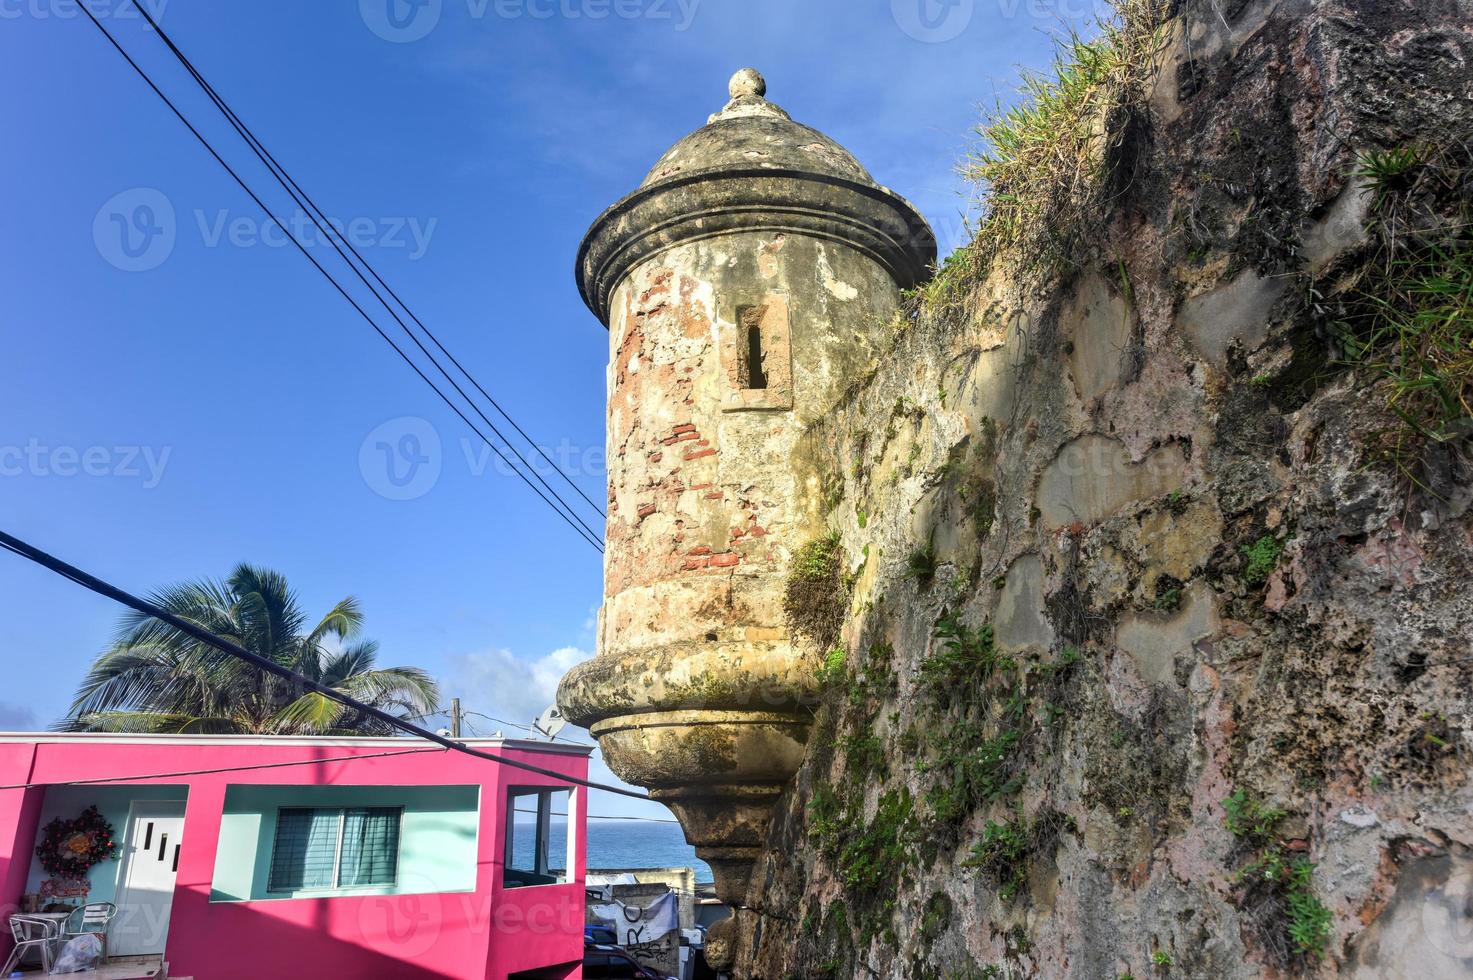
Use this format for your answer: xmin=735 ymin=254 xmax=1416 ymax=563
xmin=35 ymin=805 xmax=118 ymax=879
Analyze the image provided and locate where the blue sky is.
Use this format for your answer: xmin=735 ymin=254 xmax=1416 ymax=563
xmin=0 ymin=0 xmax=1104 ymax=816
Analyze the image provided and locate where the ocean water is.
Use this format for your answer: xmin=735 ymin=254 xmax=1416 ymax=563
xmin=512 ymin=818 xmax=714 ymax=884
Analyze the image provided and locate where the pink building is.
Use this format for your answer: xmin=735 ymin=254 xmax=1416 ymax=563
xmin=0 ymin=733 xmax=592 ymax=979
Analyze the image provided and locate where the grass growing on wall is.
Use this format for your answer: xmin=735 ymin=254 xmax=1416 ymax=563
xmin=1335 ymin=143 xmax=1473 ymax=492
xmin=919 ymin=0 xmax=1171 ymax=311
xmin=785 ymin=533 xmax=849 ymax=652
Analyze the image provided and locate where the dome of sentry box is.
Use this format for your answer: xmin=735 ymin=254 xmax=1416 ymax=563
xmin=575 ymin=69 xmax=937 ymax=324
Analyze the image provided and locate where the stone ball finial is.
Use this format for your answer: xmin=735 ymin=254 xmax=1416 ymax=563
xmin=729 ymin=68 xmax=766 ymax=100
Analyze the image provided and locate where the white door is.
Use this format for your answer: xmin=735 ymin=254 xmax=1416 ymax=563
xmin=112 ymin=801 xmax=186 ymax=956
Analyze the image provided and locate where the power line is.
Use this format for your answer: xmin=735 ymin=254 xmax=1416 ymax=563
xmin=464 ymin=709 xmax=595 ymax=747
xmin=129 ymin=1 xmax=606 ymax=524
xmin=513 ymin=808 xmax=680 ymax=825
xmin=0 ymin=746 xmax=444 ymax=791
xmin=74 ymin=4 xmax=603 ymax=553
xmin=1 ymin=748 xmax=681 ymax=825
xmin=141 ymin=24 xmax=609 ymax=547
xmin=403 ymin=706 xmax=596 ymax=749
xmin=0 ymin=529 xmax=646 ymax=801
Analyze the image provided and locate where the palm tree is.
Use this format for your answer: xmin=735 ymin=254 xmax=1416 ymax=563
xmin=60 ymin=564 xmax=439 ymax=735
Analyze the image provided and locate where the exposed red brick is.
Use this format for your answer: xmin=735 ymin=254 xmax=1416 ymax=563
xmin=749 ymin=526 xmax=769 ymax=537
xmin=688 ymin=546 xmax=713 ymax=556
xmin=682 ymin=558 xmax=710 ymax=571
xmin=704 ymin=491 xmax=724 ymax=500
xmin=648 ymin=452 xmax=663 ymax=463
xmin=684 ymin=448 xmax=717 ymax=461
xmin=690 ymin=483 xmax=712 ymax=491
xmin=710 ymin=553 xmax=740 ymax=568
xmin=672 ymin=423 xmax=696 ymax=434
xmin=637 ymin=504 xmax=656 ymax=520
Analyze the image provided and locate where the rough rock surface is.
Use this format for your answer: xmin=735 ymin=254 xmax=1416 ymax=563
xmin=732 ymin=1 xmax=1473 ymax=976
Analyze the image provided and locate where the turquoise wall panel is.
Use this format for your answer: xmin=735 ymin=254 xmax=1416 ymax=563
xmin=209 ymin=784 xmax=479 ymax=902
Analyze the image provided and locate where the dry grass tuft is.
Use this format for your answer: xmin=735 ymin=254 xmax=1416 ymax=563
xmin=1333 ymin=142 xmax=1473 ymax=495
xmin=917 ymin=0 xmax=1171 ymax=314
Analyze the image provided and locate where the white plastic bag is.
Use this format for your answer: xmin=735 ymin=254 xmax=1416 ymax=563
xmin=50 ymin=933 xmax=103 ymax=974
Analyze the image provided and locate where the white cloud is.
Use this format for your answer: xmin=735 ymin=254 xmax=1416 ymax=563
xmin=444 ymin=644 xmax=590 ymax=732
xmin=442 ymin=645 xmax=674 ymax=819
xmin=0 ymin=701 xmax=39 ymax=731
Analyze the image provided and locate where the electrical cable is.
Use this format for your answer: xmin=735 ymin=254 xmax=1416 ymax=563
xmin=0 ymin=529 xmax=646 ymax=800
xmin=73 ymin=4 xmax=603 ymax=553
xmin=129 ymin=1 xmax=606 ymax=523
xmin=0 ymin=746 xmax=444 ymax=791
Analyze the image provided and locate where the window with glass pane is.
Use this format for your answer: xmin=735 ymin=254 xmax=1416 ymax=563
xmin=268 ymin=806 xmax=401 ymax=891
xmin=503 ymin=788 xmax=571 ymax=888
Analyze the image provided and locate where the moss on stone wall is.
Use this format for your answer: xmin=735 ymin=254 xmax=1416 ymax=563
xmin=733 ymin=0 xmax=1473 ymax=976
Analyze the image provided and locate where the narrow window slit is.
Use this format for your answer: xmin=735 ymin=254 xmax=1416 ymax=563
xmin=739 ymin=305 xmax=768 ymax=390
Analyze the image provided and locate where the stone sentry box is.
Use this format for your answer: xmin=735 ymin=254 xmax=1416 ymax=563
xmin=559 ymin=68 xmax=934 ymax=966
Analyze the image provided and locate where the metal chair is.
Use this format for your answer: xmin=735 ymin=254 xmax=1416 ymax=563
xmin=61 ymin=902 xmax=117 ymax=962
xmin=2 ymin=913 xmax=60 ymax=975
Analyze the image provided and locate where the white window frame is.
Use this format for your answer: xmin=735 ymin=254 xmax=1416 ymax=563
xmin=503 ymin=787 xmax=574 ymax=887
xmin=267 ymin=805 xmax=404 ymax=893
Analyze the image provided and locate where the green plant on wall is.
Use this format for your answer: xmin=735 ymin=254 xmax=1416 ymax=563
xmin=1222 ymin=790 xmax=1333 ymax=962
xmin=906 ymin=536 xmax=940 ymax=589
xmin=816 ymin=647 xmax=848 ymax=687
xmin=1330 ymin=143 xmax=1473 ymax=490
xmin=785 ymin=533 xmax=849 ymax=652
xmin=1241 ymin=536 xmax=1284 ymax=585
xmin=921 ymin=613 xmax=1009 ymax=690
xmin=962 ymin=814 xmax=1031 ymax=902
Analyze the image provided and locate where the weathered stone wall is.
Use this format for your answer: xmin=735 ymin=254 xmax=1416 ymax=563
xmin=736 ymin=1 xmax=1473 ymax=976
